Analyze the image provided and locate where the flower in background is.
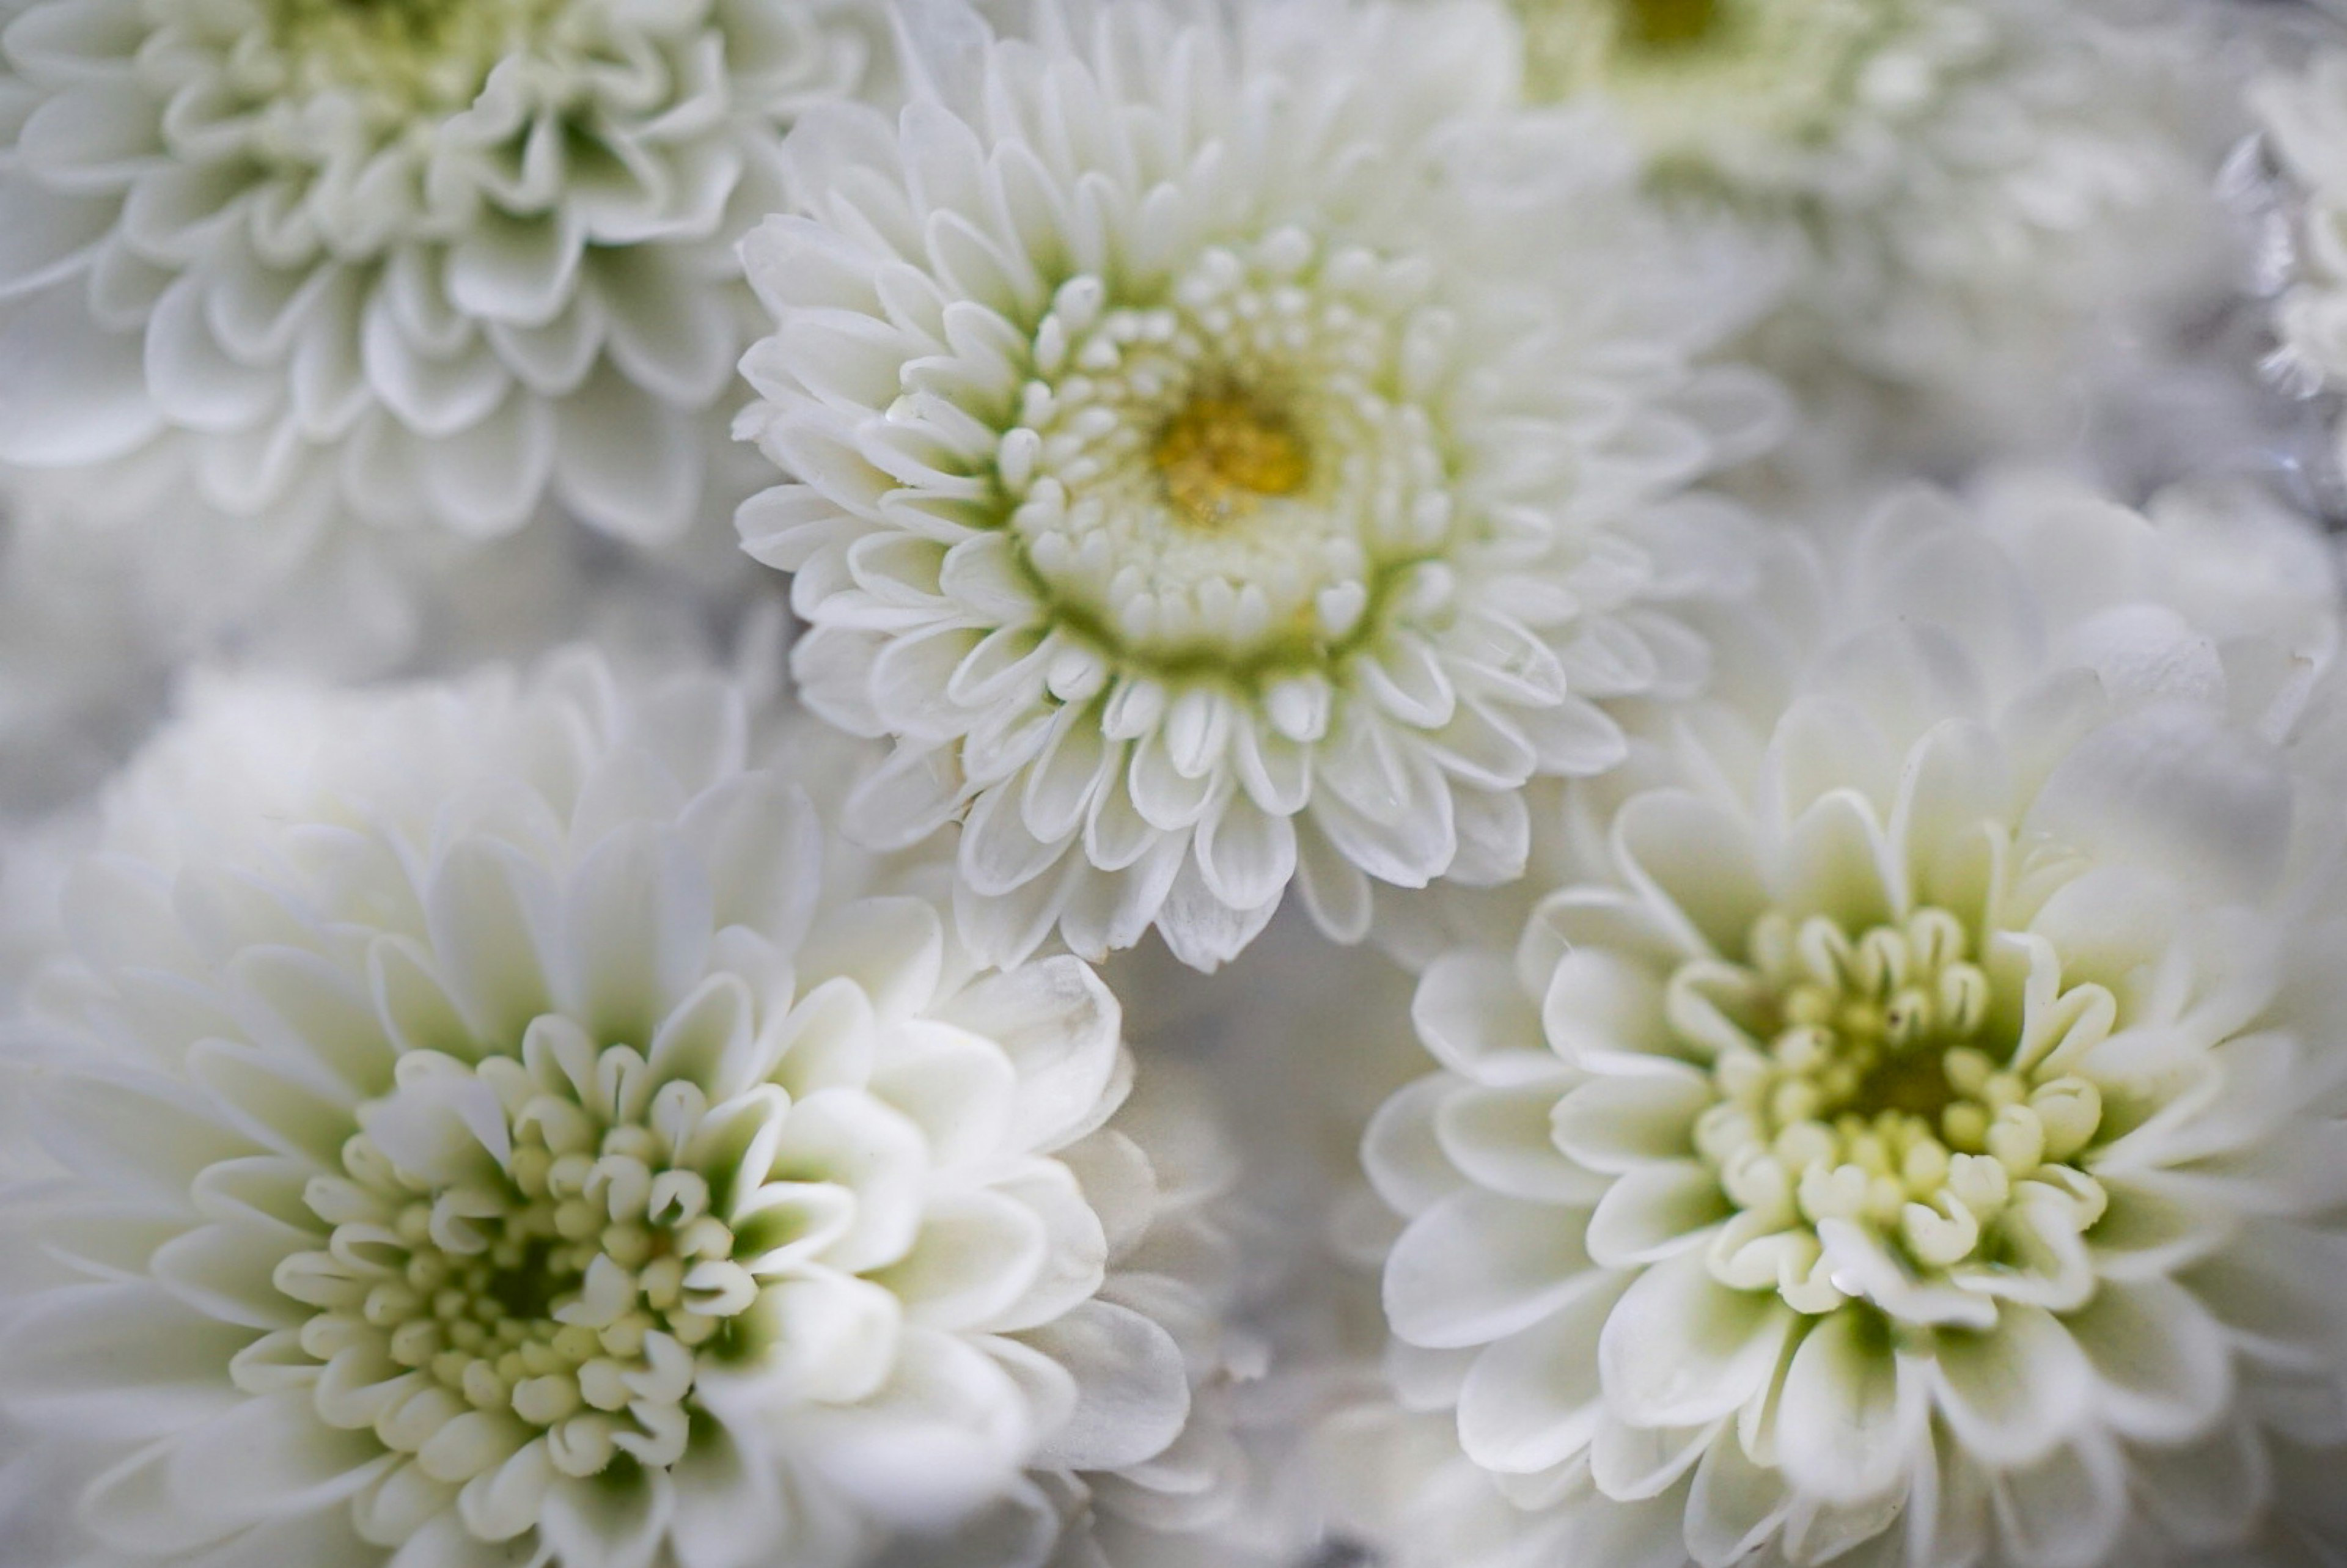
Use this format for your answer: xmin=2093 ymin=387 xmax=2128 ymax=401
xmin=736 ymin=0 xmax=1781 ymax=972
xmin=2250 ymin=48 xmax=2347 ymax=489
xmin=0 ymin=649 xmax=1217 ymax=1568
xmin=0 ymin=0 xmax=870 ymax=552
xmin=1348 ymin=480 xmax=2347 ymax=1568
xmin=1504 ymin=0 xmax=2230 ymax=447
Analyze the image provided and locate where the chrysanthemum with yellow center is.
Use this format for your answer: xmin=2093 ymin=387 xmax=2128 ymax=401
xmin=737 ymin=0 xmax=1780 ymax=971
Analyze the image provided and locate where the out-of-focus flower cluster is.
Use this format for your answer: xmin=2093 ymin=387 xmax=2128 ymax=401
xmin=4 ymin=1 xmax=2347 ymax=1566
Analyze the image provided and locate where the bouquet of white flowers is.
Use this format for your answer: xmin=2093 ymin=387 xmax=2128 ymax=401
xmin=2 ymin=1 xmax=2344 ymax=1565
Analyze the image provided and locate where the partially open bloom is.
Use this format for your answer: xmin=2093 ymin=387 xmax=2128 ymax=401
xmin=0 ymin=0 xmax=869 ymax=550
xmin=1351 ymin=481 xmax=2347 ymax=1567
xmin=734 ymin=0 xmax=1781 ymax=972
xmin=0 ymin=650 xmax=1216 ymax=1568
xmin=1500 ymin=0 xmax=2228 ymax=442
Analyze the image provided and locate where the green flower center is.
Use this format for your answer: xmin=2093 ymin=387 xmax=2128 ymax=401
xmin=268 ymin=0 xmax=559 ymax=108
xmin=1679 ymin=907 xmax=2112 ymax=1318
xmin=1616 ymin=0 xmax=1724 ymax=52
xmin=282 ymin=1045 xmax=763 ymax=1490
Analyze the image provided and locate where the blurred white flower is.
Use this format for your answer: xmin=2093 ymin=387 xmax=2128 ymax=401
xmin=0 ymin=0 xmax=870 ymax=552
xmin=735 ymin=0 xmax=1782 ymax=972
xmin=2250 ymin=48 xmax=2347 ymax=486
xmin=1505 ymin=0 xmax=2231 ymax=447
xmin=0 ymin=648 xmax=1216 ymax=1568
xmin=1346 ymin=481 xmax=2347 ymax=1568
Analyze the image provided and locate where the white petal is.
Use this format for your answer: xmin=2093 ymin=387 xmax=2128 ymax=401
xmin=1584 ymin=1160 xmax=1728 ymax=1267
xmin=553 ymin=365 xmax=701 ymax=543
xmin=0 ymin=278 xmax=157 ymax=462
xmin=1611 ymin=789 xmax=1768 ymax=958
xmin=1926 ymin=1305 xmax=2091 ymax=1468
xmin=1412 ymin=949 xmax=1554 ymax=1082
xmin=2027 ymin=705 xmax=2291 ymax=903
xmin=1598 ymin=1247 xmax=1792 ymax=1430
xmin=84 ymin=1390 xmax=391 ymax=1554
xmin=933 ymin=954 xmax=1123 ymax=1152
xmin=1456 ymin=1275 xmax=1625 ymax=1474
xmin=1361 ymin=1074 xmax=1469 ymax=1218
xmin=0 ymin=1281 xmax=246 ymax=1438
xmin=557 ymin=822 xmax=713 ymax=1046
xmin=1192 ymin=791 xmax=1296 ymax=914
xmin=1437 ymin=1081 xmax=1614 ymax=1204
xmin=1988 ymin=1435 xmax=2127 ymax=1568
xmin=1384 ymin=1189 xmax=1601 ymax=1350
xmin=1551 ymin=1071 xmax=1711 ymax=1174
xmin=877 ymin=1185 xmax=1048 ymax=1332
xmin=2064 ymin=1275 xmax=2231 ymax=1444
xmin=1772 ymin=1313 xmax=1923 ymax=1505
xmin=1023 ymin=1299 xmax=1191 ymax=1472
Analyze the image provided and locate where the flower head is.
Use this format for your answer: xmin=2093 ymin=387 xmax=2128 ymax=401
xmin=1356 ymin=481 xmax=2347 ymax=1567
xmin=0 ymin=0 xmax=869 ymax=547
xmin=1501 ymin=0 xmax=2229 ymax=442
xmin=0 ymin=650 xmax=1218 ymax=1568
xmin=736 ymin=0 xmax=1780 ymax=970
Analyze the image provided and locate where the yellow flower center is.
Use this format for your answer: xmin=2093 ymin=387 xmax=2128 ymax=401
xmin=1153 ymin=390 xmax=1314 ymax=529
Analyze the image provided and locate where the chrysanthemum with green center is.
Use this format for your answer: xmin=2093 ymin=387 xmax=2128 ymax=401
xmin=0 ymin=0 xmax=869 ymax=552
xmin=0 ymin=651 xmax=1221 ymax=1568
xmin=1359 ymin=484 xmax=2347 ymax=1568
xmin=1682 ymin=901 xmax=2114 ymax=1330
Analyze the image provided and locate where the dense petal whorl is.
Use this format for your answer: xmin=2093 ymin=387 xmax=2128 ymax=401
xmin=0 ymin=0 xmax=870 ymax=548
xmin=1351 ymin=482 xmax=2347 ymax=1568
xmin=0 ymin=649 xmax=1214 ymax=1568
xmin=733 ymin=0 xmax=1783 ymax=973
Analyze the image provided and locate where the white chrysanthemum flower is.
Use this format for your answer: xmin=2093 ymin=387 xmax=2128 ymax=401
xmin=0 ymin=650 xmax=1220 ymax=1568
xmin=1353 ymin=482 xmax=2347 ymax=1568
xmin=1498 ymin=0 xmax=2227 ymax=439
xmin=735 ymin=0 xmax=1782 ymax=972
xmin=0 ymin=0 xmax=869 ymax=549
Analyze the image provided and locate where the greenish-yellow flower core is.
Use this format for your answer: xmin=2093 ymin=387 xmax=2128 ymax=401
xmin=1677 ymin=907 xmax=2114 ymax=1320
xmin=1153 ymin=390 xmax=1315 ymax=530
xmin=279 ymin=1045 xmax=765 ymax=1494
xmin=1617 ymin=0 xmax=1723 ymax=52
xmin=270 ymin=0 xmax=556 ymax=108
